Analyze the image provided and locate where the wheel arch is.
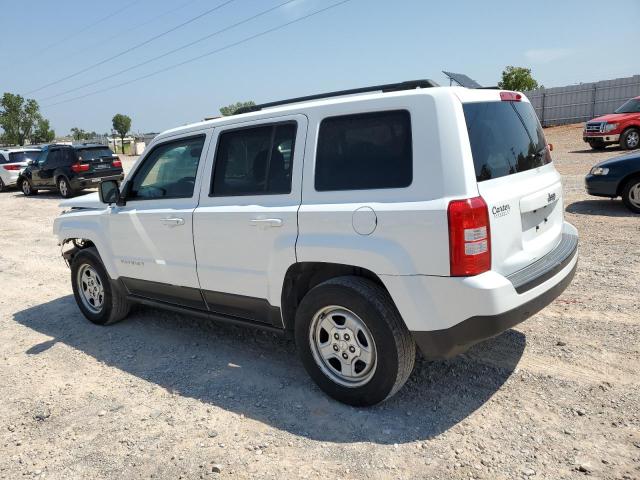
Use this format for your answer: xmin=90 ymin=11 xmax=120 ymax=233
xmin=616 ymin=171 xmax=640 ymax=197
xmin=56 ymin=219 xmax=117 ymax=278
xmin=280 ymin=261 xmax=394 ymax=331
xmin=620 ymin=124 xmax=640 ymax=146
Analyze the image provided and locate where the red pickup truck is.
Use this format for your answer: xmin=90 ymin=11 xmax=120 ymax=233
xmin=583 ymin=96 xmax=640 ymax=150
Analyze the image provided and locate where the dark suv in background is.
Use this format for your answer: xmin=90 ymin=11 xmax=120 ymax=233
xmin=18 ymin=144 xmax=124 ymax=198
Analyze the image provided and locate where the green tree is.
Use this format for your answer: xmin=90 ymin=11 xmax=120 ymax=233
xmin=219 ymin=101 xmax=256 ymax=116
xmin=70 ymin=127 xmax=86 ymax=141
xmin=498 ymin=66 xmax=540 ymax=92
xmin=0 ymin=93 xmax=42 ymax=145
xmin=112 ymin=113 xmax=132 ymax=154
xmin=31 ymin=118 xmax=55 ymax=144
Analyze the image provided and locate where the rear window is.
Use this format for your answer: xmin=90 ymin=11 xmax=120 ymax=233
xmin=315 ymin=110 xmax=412 ymax=191
xmin=7 ymin=151 xmax=40 ymax=163
xmin=463 ymin=101 xmax=549 ymax=182
xmin=76 ymin=147 xmax=114 ymax=161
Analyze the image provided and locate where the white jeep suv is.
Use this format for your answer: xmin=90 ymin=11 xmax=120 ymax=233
xmin=53 ymin=80 xmax=578 ymax=406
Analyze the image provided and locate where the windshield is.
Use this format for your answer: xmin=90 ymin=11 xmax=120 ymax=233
xmin=76 ymin=147 xmax=114 ymax=161
xmin=463 ymin=101 xmax=549 ymax=182
xmin=7 ymin=151 xmax=41 ymax=163
xmin=614 ymin=98 xmax=640 ymax=114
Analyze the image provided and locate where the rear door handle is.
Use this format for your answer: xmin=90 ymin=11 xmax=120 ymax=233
xmin=249 ymin=218 xmax=283 ymax=228
xmin=161 ymin=217 xmax=185 ymax=226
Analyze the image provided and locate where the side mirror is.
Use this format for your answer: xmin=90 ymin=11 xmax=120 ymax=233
xmin=99 ymin=180 xmax=124 ymax=206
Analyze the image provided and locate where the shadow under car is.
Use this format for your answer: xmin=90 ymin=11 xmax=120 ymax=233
xmin=14 ymin=294 xmax=525 ymax=444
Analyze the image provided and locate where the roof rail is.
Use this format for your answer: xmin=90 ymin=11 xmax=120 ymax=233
xmin=234 ymin=79 xmax=439 ymax=114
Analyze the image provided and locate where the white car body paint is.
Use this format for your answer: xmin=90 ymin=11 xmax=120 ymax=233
xmin=54 ymin=86 xmax=577 ymax=334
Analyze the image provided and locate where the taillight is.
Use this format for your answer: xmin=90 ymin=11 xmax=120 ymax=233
xmin=448 ymin=196 xmax=491 ymax=276
xmin=500 ymin=91 xmax=522 ymax=102
xmin=71 ymin=163 xmax=90 ymax=173
xmin=3 ymin=164 xmax=21 ymax=171
xmin=112 ymin=159 xmax=122 ymax=168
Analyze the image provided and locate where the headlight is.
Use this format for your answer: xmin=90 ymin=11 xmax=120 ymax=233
xmin=590 ymin=167 xmax=609 ymax=175
xmin=604 ymin=123 xmax=618 ymax=132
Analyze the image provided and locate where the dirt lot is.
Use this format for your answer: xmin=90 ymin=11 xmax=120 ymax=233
xmin=0 ymin=125 xmax=638 ymax=480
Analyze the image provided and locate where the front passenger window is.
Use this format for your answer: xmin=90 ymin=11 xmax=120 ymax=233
xmin=129 ymin=135 xmax=205 ymax=200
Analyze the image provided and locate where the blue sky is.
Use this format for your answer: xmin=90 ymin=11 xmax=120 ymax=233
xmin=1 ymin=0 xmax=638 ymax=136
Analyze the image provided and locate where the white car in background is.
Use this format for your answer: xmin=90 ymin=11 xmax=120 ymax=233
xmin=0 ymin=148 xmax=42 ymax=192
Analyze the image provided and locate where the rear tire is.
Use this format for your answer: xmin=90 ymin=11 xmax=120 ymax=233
xmin=621 ymin=177 xmax=640 ymax=214
xmin=58 ymin=177 xmax=74 ymax=198
xmin=588 ymin=140 xmax=606 ymax=151
xmin=295 ymin=276 xmax=415 ymax=406
xmin=0 ymin=178 xmax=5 ymax=192
xmin=71 ymin=248 xmax=130 ymax=325
xmin=20 ymin=178 xmax=37 ymax=196
xmin=620 ymin=128 xmax=640 ymax=150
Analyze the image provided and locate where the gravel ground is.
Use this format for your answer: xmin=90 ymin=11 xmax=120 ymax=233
xmin=0 ymin=126 xmax=638 ymax=480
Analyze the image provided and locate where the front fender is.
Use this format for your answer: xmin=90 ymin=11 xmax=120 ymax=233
xmin=54 ymin=210 xmax=117 ymax=279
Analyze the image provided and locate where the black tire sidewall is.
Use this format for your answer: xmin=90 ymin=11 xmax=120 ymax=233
xmin=295 ymin=281 xmax=402 ymax=406
xmin=22 ymin=179 xmax=33 ymax=195
xmin=622 ymin=177 xmax=640 ymax=214
xmin=71 ymin=249 xmax=115 ymax=325
xmin=621 ymin=128 xmax=640 ymax=150
xmin=59 ymin=177 xmax=72 ymax=198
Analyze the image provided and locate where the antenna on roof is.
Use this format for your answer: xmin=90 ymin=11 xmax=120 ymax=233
xmin=234 ymin=79 xmax=439 ymax=114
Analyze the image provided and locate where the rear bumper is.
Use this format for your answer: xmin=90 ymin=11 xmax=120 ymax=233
xmin=0 ymin=170 xmax=20 ymax=186
xmin=583 ymin=134 xmax=620 ymax=143
xmin=382 ymin=222 xmax=578 ymax=359
xmin=71 ymin=172 xmax=124 ymax=190
xmin=412 ymin=259 xmax=576 ymax=359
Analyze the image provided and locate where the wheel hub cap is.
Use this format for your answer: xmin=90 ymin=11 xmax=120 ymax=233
xmin=309 ymin=306 xmax=377 ymax=388
xmin=630 ymin=183 xmax=640 ymax=208
xmin=77 ymin=264 xmax=105 ymax=314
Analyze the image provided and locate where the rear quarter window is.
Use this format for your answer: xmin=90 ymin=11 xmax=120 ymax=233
xmin=315 ymin=110 xmax=412 ymax=191
xmin=463 ymin=101 xmax=549 ymax=182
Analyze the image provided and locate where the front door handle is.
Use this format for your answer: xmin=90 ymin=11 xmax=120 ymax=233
xmin=161 ymin=217 xmax=185 ymax=227
xmin=249 ymin=218 xmax=283 ymax=228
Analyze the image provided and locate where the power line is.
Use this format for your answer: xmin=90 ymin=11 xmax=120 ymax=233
xmin=32 ymin=0 xmax=144 ymax=57
xmin=61 ymin=0 xmax=201 ymax=61
xmin=43 ymin=0 xmax=353 ymax=109
xmin=26 ymin=0 xmax=237 ymax=95
xmin=39 ymin=0 xmax=300 ymax=103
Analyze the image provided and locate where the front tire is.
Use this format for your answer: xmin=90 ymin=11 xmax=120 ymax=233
xmin=20 ymin=178 xmax=37 ymax=196
xmin=588 ymin=140 xmax=606 ymax=151
xmin=620 ymin=128 xmax=640 ymax=150
xmin=295 ymin=276 xmax=415 ymax=406
xmin=71 ymin=248 xmax=130 ymax=325
xmin=621 ymin=177 xmax=640 ymax=214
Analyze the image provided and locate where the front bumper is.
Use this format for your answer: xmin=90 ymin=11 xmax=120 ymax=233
xmin=584 ymin=173 xmax=618 ymax=197
xmin=583 ymin=133 xmax=620 ymax=143
xmin=381 ymin=222 xmax=579 ymax=359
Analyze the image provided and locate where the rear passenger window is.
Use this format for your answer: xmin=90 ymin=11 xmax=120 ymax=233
xmin=315 ymin=110 xmax=412 ymax=191
xmin=211 ymin=122 xmax=296 ymax=196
